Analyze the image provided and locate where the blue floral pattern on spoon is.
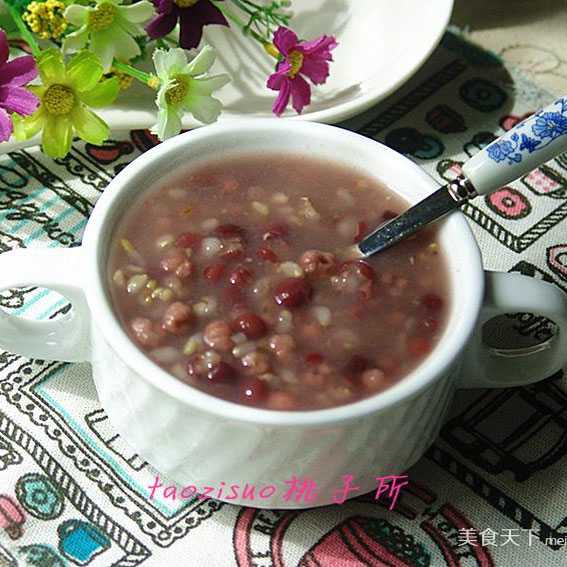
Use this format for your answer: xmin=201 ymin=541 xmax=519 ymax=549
xmin=487 ymin=98 xmax=567 ymax=165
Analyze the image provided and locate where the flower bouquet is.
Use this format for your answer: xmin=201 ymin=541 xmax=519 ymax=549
xmin=0 ymin=0 xmax=337 ymax=158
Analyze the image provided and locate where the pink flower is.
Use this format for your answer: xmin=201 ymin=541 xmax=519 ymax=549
xmin=0 ymin=29 xmax=39 ymax=142
xmin=267 ymin=26 xmax=337 ymax=116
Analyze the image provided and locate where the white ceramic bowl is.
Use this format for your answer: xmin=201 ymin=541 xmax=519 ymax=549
xmin=1 ymin=120 xmax=566 ymax=508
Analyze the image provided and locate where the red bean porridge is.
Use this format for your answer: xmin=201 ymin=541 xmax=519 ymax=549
xmin=108 ymin=154 xmax=450 ymax=411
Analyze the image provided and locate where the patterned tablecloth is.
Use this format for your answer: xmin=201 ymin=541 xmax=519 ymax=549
xmin=1 ymin=25 xmax=567 ymax=567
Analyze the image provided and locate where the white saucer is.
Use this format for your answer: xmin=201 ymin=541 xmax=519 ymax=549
xmin=103 ymin=0 xmax=454 ymax=129
xmin=0 ymin=0 xmax=453 ymax=152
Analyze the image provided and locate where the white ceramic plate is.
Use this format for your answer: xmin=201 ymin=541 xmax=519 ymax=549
xmin=103 ymin=0 xmax=454 ymax=130
xmin=1 ymin=0 xmax=453 ymax=152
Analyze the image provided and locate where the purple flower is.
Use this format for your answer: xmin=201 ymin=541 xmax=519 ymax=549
xmin=0 ymin=29 xmax=39 ymax=142
xmin=267 ymin=26 xmax=337 ymax=116
xmin=146 ymin=0 xmax=228 ymax=50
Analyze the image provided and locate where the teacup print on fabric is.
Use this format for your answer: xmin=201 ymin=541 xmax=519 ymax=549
xmin=1 ymin=29 xmax=567 ymax=566
xmin=232 ymin=497 xmax=498 ymax=567
xmin=355 ymin=44 xmax=567 ymax=292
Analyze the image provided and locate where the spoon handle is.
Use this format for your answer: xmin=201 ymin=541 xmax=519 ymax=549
xmin=462 ymin=96 xmax=567 ymax=195
xmin=355 ymin=96 xmax=567 ymax=258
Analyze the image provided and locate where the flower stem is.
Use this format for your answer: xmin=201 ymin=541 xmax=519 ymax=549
xmin=112 ymin=60 xmax=156 ymax=87
xmin=4 ymin=1 xmax=41 ymax=57
xmin=211 ymin=1 xmax=269 ymax=45
xmin=229 ymin=0 xmax=291 ymax=34
xmin=226 ymin=0 xmax=256 ymax=18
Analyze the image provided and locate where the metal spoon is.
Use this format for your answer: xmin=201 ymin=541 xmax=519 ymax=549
xmin=351 ymin=96 xmax=567 ymax=259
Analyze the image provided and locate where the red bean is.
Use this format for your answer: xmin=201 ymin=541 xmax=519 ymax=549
xmin=162 ymin=302 xmax=193 ymax=336
xmin=239 ymin=377 xmax=268 ymax=404
xmin=160 ymin=249 xmax=185 ymax=273
xmin=203 ymin=320 xmax=233 ymax=351
xmin=228 ymin=266 xmax=253 ymax=287
xmin=382 ymin=210 xmax=398 ymax=221
xmin=240 ymin=351 xmax=270 ymax=375
xmin=207 ymin=361 xmax=237 ymax=383
xmin=377 ymin=356 xmax=400 ymax=376
xmin=256 ymin=247 xmax=279 ymax=263
xmin=130 ymin=317 xmax=161 ymax=348
xmin=339 ymin=260 xmax=376 ymax=282
xmin=306 ymin=352 xmax=324 ymax=365
xmin=299 ymin=250 xmax=336 ymax=278
xmin=231 ymin=312 xmax=267 ymax=339
xmin=203 ymin=263 xmax=225 ymax=282
xmin=408 ymin=337 xmax=432 ymax=357
xmin=262 ymin=223 xmax=288 ymax=241
xmin=333 ymin=261 xmax=376 ymax=299
xmin=222 ymin=179 xmax=239 ymax=193
xmin=215 ymin=224 xmax=246 ymax=238
xmin=343 ymin=355 xmax=369 ymax=381
xmin=421 ymin=293 xmax=444 ymax=311
xmin=175 ymin=259 xmax=193 ymax=280
xmin=176 ymin=232 xmax=201 ymax=248
xmin=273 ymin=278 xmax=313 ymax=308
xmin=355 ymin=261 xmax=376 ymax=282
xmin=422 ymin=316 xmax=439 ymax=332
xmin=220 ymin=236 xmax=245 ymax=259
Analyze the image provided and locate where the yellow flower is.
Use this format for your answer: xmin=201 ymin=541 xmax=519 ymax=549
xmin=23 ymin=0 xmax=67 ymax=40
xmin=14 ymin=49 xmax=119 ymax=158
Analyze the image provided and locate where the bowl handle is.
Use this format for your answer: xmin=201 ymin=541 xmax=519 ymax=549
xmin=459 ymin=271 xmax=567 ymax=388
xmin=0 ymin=247 xmax=90 ymax=362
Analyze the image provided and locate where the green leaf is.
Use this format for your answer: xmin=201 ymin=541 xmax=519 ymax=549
xmin=3 ymin=0 xmax=34 ymax=13
xmin=0 ymin=10 xmax=19 ymax=38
